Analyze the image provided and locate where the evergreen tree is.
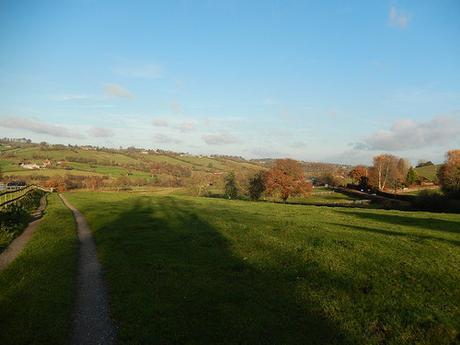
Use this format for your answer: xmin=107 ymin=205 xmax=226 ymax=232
xmin=224 ymin=172 xmax=238 ymax=199
xmin=248 ymin=171 xmax=266 ymax=200
xmin=406 ymin=167 xmax=418 ymax=185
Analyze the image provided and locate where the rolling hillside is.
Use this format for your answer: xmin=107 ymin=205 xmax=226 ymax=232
xmin=414 ymin=164 xmax=440 ymax=181
xmin=0 ymin=141 xmax=263 ymax=181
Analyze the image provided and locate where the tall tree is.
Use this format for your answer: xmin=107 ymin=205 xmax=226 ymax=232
xmin=370 ymin=154 xmax=399 ymax=190
xmin=224 ymin=172 xmax=238 ymax=199
xmin=265 ymin=159 xmax=311 ymax=202
xmin=248 ymin=171 xmax=266 ymax=200
xmin=406 ymin=167 xmax=418 ymax=186
xmin=437 ymin=150 xmax=460 ymax=198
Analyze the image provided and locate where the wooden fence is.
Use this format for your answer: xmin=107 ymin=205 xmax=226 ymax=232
xmin=0 ymin=185 xmax=51 ymax=208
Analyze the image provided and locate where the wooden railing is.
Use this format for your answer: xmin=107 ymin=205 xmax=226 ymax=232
xmin=0 ymin=185 xmax=51 ymax=208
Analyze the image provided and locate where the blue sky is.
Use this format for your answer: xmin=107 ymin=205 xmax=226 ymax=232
xmin=1 ymin=0 xmax=459 ymax=164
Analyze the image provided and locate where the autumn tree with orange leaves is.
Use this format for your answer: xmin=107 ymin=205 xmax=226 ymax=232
xmin=348 ymin=166 xmax=368 ymax=183
xmin=265 ymin=159 xmax=312 ymax=202
xmin=438 ymin=149 xmax=460 ymax=198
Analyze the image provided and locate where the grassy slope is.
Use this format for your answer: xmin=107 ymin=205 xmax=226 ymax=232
xmin=0 ymin=194 xmax=78 ymax=345
xmin=1 ymin=145 xmax=262 ymax=177
xmin=415 ymin=164 xmax=440 ymax=181
xmin=66 ymin=191 xmax=460 ymax=345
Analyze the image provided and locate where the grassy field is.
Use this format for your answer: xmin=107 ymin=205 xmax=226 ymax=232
xmin=0 ymin=194 xmax=78 ymax=345
xmin=65 ymin=191 xmax=460 ymax=345
xmin=415 ymin=164 xmax=440 ymax=181
xmin=282 ymin=187 xmax=362 ymax=205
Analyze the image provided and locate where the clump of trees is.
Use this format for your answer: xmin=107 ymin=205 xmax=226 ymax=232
xmin=219 ymin=159 xmax=311 ymax=202
xmin=437 ymin=150 xmax=460 ymax=198
xmin=348 ymin=165 xmax=369 ymax=190
xmin=367 ymin=154 xmax=410 ymax=191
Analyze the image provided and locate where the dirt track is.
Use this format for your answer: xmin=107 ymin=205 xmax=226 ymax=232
xmin=0 ymin=195 xmax=47 ymax=272
xmin=59 ymin=194 xmax=116 ymax=345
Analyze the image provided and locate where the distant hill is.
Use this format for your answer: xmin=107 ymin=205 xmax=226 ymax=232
xmin=251 ymin=158 xmax=352 ymax=177
xmin=414 ymin=164 xmax=440 ymax=181
xmin=0 ymin=140 xmax=263 ymax=182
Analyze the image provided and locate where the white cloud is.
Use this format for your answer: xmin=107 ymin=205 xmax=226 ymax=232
xmin=87 ymin=127 xmax=114 ymax=138
xmin=355 ymin=116 xmax=460 ymax=151
xmin=104 ymin=83 xmax=133 ymax=98
xmin=0 ymin=116 xmax=85 ymax=139
xmin=388 ymin=6 xmax=410 ymax=28
xmin=202 ymin=132 xmax=238 ymax=145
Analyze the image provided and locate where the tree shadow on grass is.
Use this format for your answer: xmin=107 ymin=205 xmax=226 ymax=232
xmin=91 ymin=196 xmax=355 ymax=345
xmin=336 ymin=210 xmax=460 ymax=236
xmin=327 ymin=222 xmax=460 ymax=247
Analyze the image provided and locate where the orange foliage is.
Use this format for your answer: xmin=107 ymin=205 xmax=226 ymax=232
xmin=265 ymin=159 xmax=312 ymax=202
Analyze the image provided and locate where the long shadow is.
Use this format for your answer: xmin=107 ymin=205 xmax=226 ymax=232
xmin=327 ymin=222 xmax=460 ymax=247
xmin=336 ymin=210 xmax=460 ymax=236
xmin=87 ymin=196 xmax=355 ymax=345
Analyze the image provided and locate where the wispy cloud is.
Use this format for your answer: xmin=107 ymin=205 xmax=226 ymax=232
xmin=388 ymin=5 xmax=410 ymax=28
xmin=153 ymin=134 xmax=182 ymax=144
xmin=170 ymin=100 xmax=182 ymax=115
xmin=52 ymin=94 xmax=93 ymax=102
xmin=202 ymin=132 xmax=238 ymax=145
xmin=104 ymin=83 xmax=133 ymax=98
xmin=152 ymin=118 xmax=170 ymax=127
xmin=176 ymin=121 xmax=196 ymax=133
xmin=0 ymin=116 xmax=85 ymax=139
xmin=354 ymin=116 xmax=460 ymax=151
xmin=87 ymin=127 xmax=114 ymax=138
xmin=113 ymin=63 xmax=163 ymax=79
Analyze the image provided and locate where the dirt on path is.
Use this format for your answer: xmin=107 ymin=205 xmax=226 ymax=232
xmin=0 ymin=195 xmax=47 ymax=272
xmin=59 ymin=194 xmax=116 ymax=345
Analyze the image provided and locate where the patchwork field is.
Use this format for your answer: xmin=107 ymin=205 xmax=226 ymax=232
xmin=0 ymin=144 xmax=263 ymax=179
xmin=62 ymin=192 xmax=460 ymax=345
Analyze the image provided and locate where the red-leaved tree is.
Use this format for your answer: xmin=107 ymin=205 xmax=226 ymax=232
xmin=266 ymin=159 xmax=312 ymax=202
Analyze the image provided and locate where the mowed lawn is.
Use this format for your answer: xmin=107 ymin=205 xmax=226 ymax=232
xmin=0 ymin=194 xmax=78 ymax=345
xmin=65 ymin=192 xmax=460 ymax=345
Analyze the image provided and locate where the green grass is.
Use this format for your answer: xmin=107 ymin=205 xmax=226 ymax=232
xmin=0 ymin=158 xmax=20 ymax=172
xmin=4 ymin=168 xmax=101 ymax=177
xmin=287 ymin=188 xmax=361 ymax=205
xmin=415 ymin=164 xmax=440 ymax=181
xmin=1 ymin=145 xmax=265 ymax=180
xmin=0 ymin=194 xmax=78 ymax=345
xmin=66 ymin=191 xmax=460 ymax=345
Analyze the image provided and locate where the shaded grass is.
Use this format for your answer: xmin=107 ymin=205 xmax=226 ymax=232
xmin=66 ymin=192 xmax=460 ymax=345
xmin=0 ymin=190 xmax=45 ymax=252
xmin=0 ymin=194 xmax=78 ymax=345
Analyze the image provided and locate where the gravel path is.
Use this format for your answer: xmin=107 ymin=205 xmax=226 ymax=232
xmin=0 ymin=195 xmax=47 ymax=272
xmin=59 ymin=194 xmax=116 ymax=345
